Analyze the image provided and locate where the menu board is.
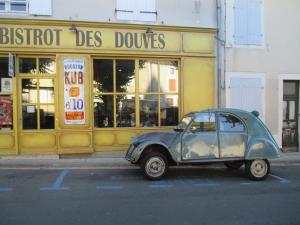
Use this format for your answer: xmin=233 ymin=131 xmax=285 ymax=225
xmin=64 ymin=59 xmax=85 ymax=125
xmin=0 ymin=96 xmax=13 ymax=128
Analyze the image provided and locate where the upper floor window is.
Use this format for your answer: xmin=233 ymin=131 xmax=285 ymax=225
xmin=116 ymin=0 xmax=157 ymax=22
xmin=0 ymin=0 xmax=52 ymax=15
xmin=234 ymin=0 xmax=263 ymax=46
xmin=0 ymin=0 xmax=28 ymax=13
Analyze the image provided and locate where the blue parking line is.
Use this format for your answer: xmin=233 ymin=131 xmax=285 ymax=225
xmin=0 ymin=187 xmax=13 ymax=192
xmin=40 ymin=169 xmax=69 ymax=191
xmin=240 ymin=182 xmax=261 ymax=185
xmin=270 ymin=174 xmax=290 ymax=184
xmin=149 ymin=180 xmax=174 ymax=188
xmin=193 ymin=182 xmax=220 ymax=187
xmin=96 ymin=185 xmax=124 ymax=190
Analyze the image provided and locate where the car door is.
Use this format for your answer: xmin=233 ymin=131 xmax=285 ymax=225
xmin=181 ymin=112 xmax=219 ymax=160
xmin=218 ymin=113 xmax=247 ymax=158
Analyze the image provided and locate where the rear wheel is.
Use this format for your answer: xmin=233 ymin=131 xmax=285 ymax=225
xmin=224 ymin=161 xmax=244 ymax=170
xmin=141 ymin=152 xmax=169 ymax=180
xmin=245 ymin=159 xmax=270 ymax=181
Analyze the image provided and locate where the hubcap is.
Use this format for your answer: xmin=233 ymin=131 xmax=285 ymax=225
xmin=250 ymin=160 xmax=268 ymax=178
xmin=145 ymin=156 xmax=166 ymax=178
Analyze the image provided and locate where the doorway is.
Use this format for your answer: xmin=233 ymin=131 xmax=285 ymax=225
xmin=282 ymin=81 xmax=299 ymax=151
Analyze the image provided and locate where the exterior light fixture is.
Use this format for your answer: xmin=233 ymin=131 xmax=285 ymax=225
xmin=145 ymin=27 xmax=153 ymax=35
xmin=69 ymin=24 xmax=78 ymax=33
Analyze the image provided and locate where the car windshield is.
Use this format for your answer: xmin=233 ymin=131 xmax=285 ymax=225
xmin=177 ymin=115 xmax=192 ymax=129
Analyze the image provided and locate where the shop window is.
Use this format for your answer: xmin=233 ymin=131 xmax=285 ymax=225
xmin=139 ymin=60 xmax=179 ymax=127
xmin=93 ymin=58 xmax=179 ymax=128
xmin=19 ymin=57 xmax=56 ymax=130
xmin=0 ymin=57 xmax=13 ymax=131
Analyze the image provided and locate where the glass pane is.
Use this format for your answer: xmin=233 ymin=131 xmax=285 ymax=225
xmin=0 ymin=96 xmax=13 ymax=130
xmin=116 ymin=95 xmax=135 ymax=127
xmin=139 ymin=60 xmax=158 ymax=93
xmin=283 ymin=101 xmax=287 ymax=121
xmin=11 ymin=3 xmax=26 ymax=11
xmin=160 ymin=95 xmax=178 ymax=126
xmin=0 ymin=57 xmax=8 ymax=78
xmin=160 ymin=61 xmax=178 ymax=92
xmin=22 ymin=79 xmax=37 ymax=103
xmin=93 ymin=59 xmax=113 ymax=93
xmin=192 ymin=113 xmax=216 ymax=132
xmin=19 ymin=58 xmax=36 ymax=74
xmin=94 ymin=95 xmax=114 ymax=128
xmin=219 ymin=114 xmax=245 ymax=132
xmin=39 ymin=58 xmax=56 ymax=74
xmin=283 ymin=82 xmax=297 ymax=95
xmin=39 ymin=79 xmax=54 ymax=104
xmin=140 ymin=95 xmax=158 ymax=127
xmin=0 ymin=3 xmax=5 ymax=10
xmin=40 ymin=105 xmax=55 ymax=129
xmin=22 ymin=105 xmax=37 ymax=129
xmin=289 ymin=101 xmax=296 ymax=120
xmin=116 ymin=60 xmax=135 ymax=92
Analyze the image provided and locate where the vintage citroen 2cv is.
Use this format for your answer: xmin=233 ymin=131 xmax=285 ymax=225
xmin=125 ymin=109 xmax=281 ymax=181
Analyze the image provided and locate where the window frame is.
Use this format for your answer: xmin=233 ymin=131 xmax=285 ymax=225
xmin=17 ymin=56 xmax=56 ymax=131
xmin=217 ymin=112 xmax=247 ymax=134
xmin=92 ymin=57 xmax=180 ymax=129
xmin=0 ymin=0 xmax=28 ymax=13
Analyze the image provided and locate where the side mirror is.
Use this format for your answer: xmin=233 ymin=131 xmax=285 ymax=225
xmin=190 ymin=126 xmax=197 ymax=133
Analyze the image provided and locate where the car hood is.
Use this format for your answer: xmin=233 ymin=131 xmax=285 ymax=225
xmin=133 ymin=132 xmax=178 ymax=147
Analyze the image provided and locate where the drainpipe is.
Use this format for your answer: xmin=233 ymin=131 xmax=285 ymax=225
xmin=216 ymin=0 xmax=222 ymax=108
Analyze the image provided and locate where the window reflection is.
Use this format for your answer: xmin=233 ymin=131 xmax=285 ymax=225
xmin=116 ymin=95 xmax=135 ymax=127
xmin=19 ymin=58 xmax=36 ymax=74
xmin=40 ymin=105 xmax=55 ymax=129
xmin=192 ymin=113 xmax=216 ymax=132
xmin=39 ymin=58 xmax=56 ymax=74
xmin=22 ymin=79 xmax=37 ymax=103
xmin=160 ymin=95 xmax=178 ymax=126
xmin=116 ymin=60 xmax=135 ymax=93
xmin=160 ymin=61 xmax=178 ymax=92
xmin=139 ymin=61 xmax=158 ymax=93
xmin=22 ymin=105 xmax=37 ymax=129
xmin=39 ymin=79 xmax=54 ymax=104
xmin=93 ymin=59 xmax=113 ymax=93
xmin=140 ymin=95 xmax=158 ymax=127
xmin=219 ymin=114 xmax=245 ymax=132
xmin=94 ymin=95 xmax=114 ymax=128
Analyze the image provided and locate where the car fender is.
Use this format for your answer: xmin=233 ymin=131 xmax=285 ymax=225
xmin=130 ymin=141 xmax=175 ymax=164
xmin=246 ymin=137 xmax=281 ymax=160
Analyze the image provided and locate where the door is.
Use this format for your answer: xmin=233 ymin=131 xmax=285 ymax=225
xmin=218 ymin=113 xmax=247 ymax=158
xmin=282 ymin=81 xmax=299 ymax=149
xmin=181 ymin=112 xmax=219 ymax=160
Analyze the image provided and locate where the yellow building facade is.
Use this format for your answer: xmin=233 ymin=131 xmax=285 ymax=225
xmin=0 ymin=19 xmax=216 ymax=155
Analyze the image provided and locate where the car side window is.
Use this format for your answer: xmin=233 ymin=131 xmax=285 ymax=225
xmin=190 ymin=113 xmax=216 ymax=132
xmin=219 ymin=113 xmax=245 ymax=132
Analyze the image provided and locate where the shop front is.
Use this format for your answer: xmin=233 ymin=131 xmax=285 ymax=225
xmin=0 ymin=19 xmax=216 ymax=155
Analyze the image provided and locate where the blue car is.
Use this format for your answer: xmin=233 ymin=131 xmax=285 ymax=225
xmin=125 ymin=109 xmax=281 ymax=181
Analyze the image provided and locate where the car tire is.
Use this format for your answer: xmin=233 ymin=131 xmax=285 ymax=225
xmin=245 ymin=159 xmax=270 ymax=181
xmin=224 ymin=161 xmax=244 ymax=170
xmin=141 ymin=152 xmax=169 ymax=180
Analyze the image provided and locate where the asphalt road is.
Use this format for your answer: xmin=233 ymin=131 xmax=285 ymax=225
xmin=0 ymin=165 xmax=300 ymax=225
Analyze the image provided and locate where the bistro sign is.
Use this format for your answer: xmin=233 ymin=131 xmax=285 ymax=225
xmin=0 ymin=24 xmax=180 ymax=52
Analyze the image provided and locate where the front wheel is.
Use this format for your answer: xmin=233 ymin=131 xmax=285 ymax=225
xmin=245 ymin=159 xmax=270 ymax=181
xmin=141 ymin=152 xmax=169 ymax=180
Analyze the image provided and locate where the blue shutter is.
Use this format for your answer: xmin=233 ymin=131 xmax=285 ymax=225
xmin=248 ymin=0 xmax=263 ymax=45
xmin=234 ymin=0 xmax=248 ymax=45
xmin=138 ymin=0 xmax=156 ymax=22
xmin=116 ymin=0 xmax=135 ymax=21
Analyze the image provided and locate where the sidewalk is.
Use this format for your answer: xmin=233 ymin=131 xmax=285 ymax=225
xmin=0 ymin=151 xmax=300 ymax=169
